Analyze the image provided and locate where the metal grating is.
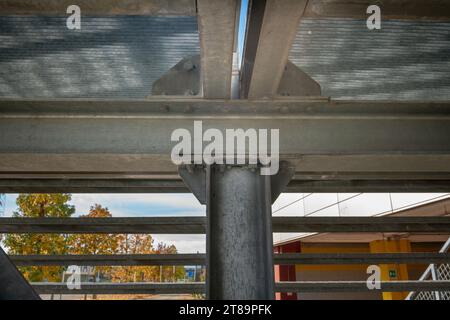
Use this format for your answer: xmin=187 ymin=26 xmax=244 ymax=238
xmin=409 ymin=237 xmax=450 ymax=300
xmin=414 ymin=263 xmax=450 ymax=300
xmin=436 ymin=263 xmax=450 ymax=300
xmin=290 ymin=19 xmax=450 ymax=100
xmin=0 ymin=16 xmax=200 ymax=98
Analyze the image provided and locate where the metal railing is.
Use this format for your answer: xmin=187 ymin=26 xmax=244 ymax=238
xmin=406 ymin=237 xmax=450 ymax=300
xmin=2 ymin=216 xmax=450 ymax=298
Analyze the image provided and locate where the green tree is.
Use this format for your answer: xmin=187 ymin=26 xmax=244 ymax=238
xmin=3 ymin=194 xmax=75 ymax=282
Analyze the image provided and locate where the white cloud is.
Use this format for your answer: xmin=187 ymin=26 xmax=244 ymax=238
xmin=152 ymin=235 xmax=205 ymax=254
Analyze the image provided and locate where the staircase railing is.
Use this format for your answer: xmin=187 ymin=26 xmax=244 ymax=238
xmin=406 ymin=237 xmax=450 ymax=300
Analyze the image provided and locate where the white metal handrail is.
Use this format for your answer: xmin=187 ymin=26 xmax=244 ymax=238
xmin=406 ymin=236 xmax=450 ymax=300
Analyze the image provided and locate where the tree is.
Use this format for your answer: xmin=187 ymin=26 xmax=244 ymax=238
xmin=111 ymin=234 xmax=158 ymax=282
xmin=111 ymin=237 xmax=185 ymax=283
xmin=3 ymin=194 xmax=75 ymax=282
xmin=154 ymin=242 xmax=185 ymax=282
xmin=68 ymin=204 xmax=120 ymax=276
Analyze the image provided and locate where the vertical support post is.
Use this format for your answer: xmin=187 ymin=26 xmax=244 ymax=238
xmin=179 ymin=163 xmax=294 ymax=300
xmin=206 ymin=165 xmax=274 ymax=299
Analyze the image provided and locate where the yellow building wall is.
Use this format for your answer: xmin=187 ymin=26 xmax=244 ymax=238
xmin=369 ymin=239 xmax=411 ymax=300
xmin=294 ymin=240 xmax=420 ymax=300
xmin=296 ymin=243 xmax=370 ymax=272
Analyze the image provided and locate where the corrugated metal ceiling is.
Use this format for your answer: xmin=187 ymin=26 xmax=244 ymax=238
xmin=0 ymin=17 xmax=449 ymax=100
xmin=290 ymin=18 xmax=450 ymax=100
xmin=0 ymin=16 xmax=199 ymax=98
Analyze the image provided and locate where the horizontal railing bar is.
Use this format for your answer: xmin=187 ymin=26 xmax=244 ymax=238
xmin=32 ymin=282 xmax=204 ymax=295
xmin=2 ymin=178 xmax=450 ymax=194
xmin=273 ymin=217 xmax=450 ymax=233
xmin=10 ymin=253 xmax=450 ymax=266
xmin=275 ymin=281 xmax=450 ymax=293
xmin=0 ymin=217 xmax=205 ymax=234
xmin=31 ymin=281 xmax=450 ymax=294
xmin=1 ymin=217 xmax=450 ymax=234
xmin=11 ymin=254 xmax=206 ymax=266
xmin=274 ymin=253 xmax=450 ymax=265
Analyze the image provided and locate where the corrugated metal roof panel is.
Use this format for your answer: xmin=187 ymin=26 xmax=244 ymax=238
xmin=0 ymin=16 xmax=199 ymax=98
xmin=289 ymin=19 xmax=450 ymax=100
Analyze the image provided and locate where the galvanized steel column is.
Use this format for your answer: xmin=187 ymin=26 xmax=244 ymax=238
xmin=205 ymin=165 xmax=274 ymax=299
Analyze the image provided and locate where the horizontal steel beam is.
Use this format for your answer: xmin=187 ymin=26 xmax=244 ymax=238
xmin=1 ymin=99 xmax=449 ymax=182
xmin=273 ymin=217 xmax=450 ymax=233
xmin=303 ymin=0 xmax=450 ymax=20
xmin=1 ymin=0 xmax=448 ymax=20
xmin=1 ymin=217 xmax=450 ymax=234
xmin=2 ymin=175 xmax=450 ymax=193
xmin=0 ymin=217 xmax=205 ymax=234
xmin=275 ymin=280 xmax=450 ymax=293
xmin=32 ymin=282 xmax=204 ymax=295
xmin=274 ymin=253 xmax=450 ymax=265
xmin=0 ymin=0 xmax=197 ymax=16
xmin=10 ymin=253 xmax=450 ymax=266
xmin=11 ymin=254 xmax=206 ymax=266
xmin=0 ymin=179 xmax=189 ymax=193
xmin=31 ymin=280 xmax=450 ymax=294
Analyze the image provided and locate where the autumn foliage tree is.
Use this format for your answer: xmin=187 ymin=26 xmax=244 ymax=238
xmin=3 ymin=194 xmax=75 ymax=282
xmin=68 ymin=204 xmax=119 ymax=276
xmin=4 ymin=194 xmax=185 ymax=284
xmin=154 ymin=242 xmax=185 ymax=282
xmin=111 ymin=236 xmax=185 ymax=283
xmin=111 ymin=234 xmax=157 ymax=282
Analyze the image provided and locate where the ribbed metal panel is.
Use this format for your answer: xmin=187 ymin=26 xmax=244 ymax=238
xmin=290 ymin=19 xmax=450 ymax=100
xmin=0 ymin=16 xmax=199 ymax=98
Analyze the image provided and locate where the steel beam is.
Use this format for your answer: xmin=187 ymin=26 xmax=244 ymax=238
xmin=0 ymin=0 xmax=197 ymax=15
xmin=0 ymin=217 xmax=206 ymax=234
xmin=1 ymin=0 xmax=448 ymax=20
xmin=32 ymin=282 xmax=204 ymax=295
xmin=0 ymin=247 xmax=40 ymax=300
xmin=10 ymin=252 xmax=450 ymax=266
xmin=0 ymin=178 xmax=189 ymax=193
xmin=1 ymin=176 xmax=450 ymax=193
xmin=274 ymin=253 xmax=450 ymax=265
xmin=31 ymin=280 xmax=450 ymax=294
xmin=197 ymin=0 xmax=238 ymax=98
xmin=276 ymin=280 xmax=450 ymax=293
xmin=241 ymin=0 xmax=308 ymax=98
xmin=11 ymin=254 xmax=205 ymax=267
xmin=272 ymin=217 xmax=450 ymax=233
xmin=1 ymin=217 xmax=450 ymax=234
xmin=1 ymin=99 xmax=449 ymax=177
xmin=304 ymin=0 xmax=450 ymax=20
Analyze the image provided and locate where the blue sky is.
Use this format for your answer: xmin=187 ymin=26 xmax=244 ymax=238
xmin=238 ymin=0 xmax=249 ymax=65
